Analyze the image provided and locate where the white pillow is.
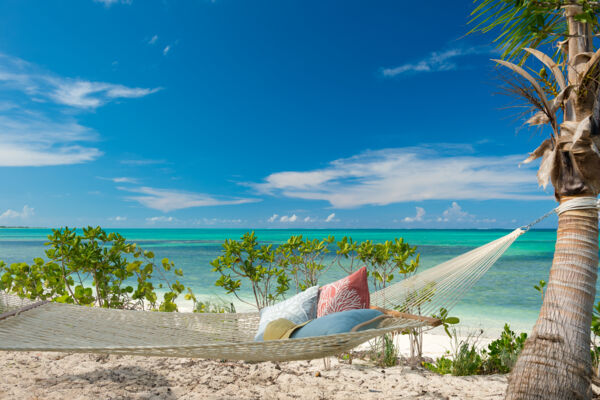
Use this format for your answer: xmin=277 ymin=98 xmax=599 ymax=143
xmin=254 ymin=286 xmax=319 ymax=341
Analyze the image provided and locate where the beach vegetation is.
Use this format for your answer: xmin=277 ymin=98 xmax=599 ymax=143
xmin=210 ymin=231 xmax=290 ymax=310
xmin=337 ymin=237 xmax=419 ymax=291
xmin=533 ymin=279 xmax=546 ymax=300
xmin=366 ymin=333 xmax=400 ymax=368
xmin=194 ymin=299 xmax=236 ymax=313
xmin=0 ymin=226 xmax=192 ymax=312
xmin=481 ymin=324 xmax=528 ymax=374
xmin=211 ymin=231 xmax=421 ymax=310
xmin=423 ymin=324 xmax=527 ymax=376
xmin=278 ymin=235 xmax=335 ymax=292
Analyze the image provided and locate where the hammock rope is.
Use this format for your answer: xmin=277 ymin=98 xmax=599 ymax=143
xmin=0 ymin=197 xmax=596 ymax=362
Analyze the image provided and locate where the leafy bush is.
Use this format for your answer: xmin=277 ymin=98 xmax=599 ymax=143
xmin=211 ymin=232 xmax=421 ymax=310
xmin=0 ymin=226 xmax=192 ymax=311
xmin=422 ymin=353 xmax=453 ymax=374
xmin=481 ymin=324 xmax=527 ymax=374
xmin=453 ymin=342 xmax=483 ymax=375
xmin=337 ymin=237 xmax=419 ymax=291
xmin=423 ymin=325 xmax=526 ymax=376
xmin=278 ymin=235 xmax=335 ymax=292
xmin=210 ymin=232 xmax=290 ymax=310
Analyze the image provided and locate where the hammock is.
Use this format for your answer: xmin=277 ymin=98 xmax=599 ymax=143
xmin=0 ymin=228 xmax=524 ymax=361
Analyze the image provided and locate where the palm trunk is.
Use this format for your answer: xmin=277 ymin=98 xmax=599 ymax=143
xmin=506 ymin=204 xmax=598 ymax=400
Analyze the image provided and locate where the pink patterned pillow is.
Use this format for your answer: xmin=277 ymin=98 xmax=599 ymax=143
xmin=317 ymin=267 xmax=370 ymax=317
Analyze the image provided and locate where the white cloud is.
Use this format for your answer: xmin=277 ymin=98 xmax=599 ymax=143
xmin=120 ymin=159 xmax=167 ymax=166
xmin=325 ymin=213 xmax=336 ymax=223
xmin=437 ymin=202 xmax=475 ymax=223
xmin=94 ymin=0 xmax=132 ymax=7
xmin=0 ymin=205 xmax=34 ymax=220
xmin=111 ymin=216 xmax=127 ymax=221
xmin=303 ymin=216 xmax=314 ymax=222
xmin=382 ymin=46 xmax=493 ymax=77
xmin=267 ymin=214 xmax=278 ymax=223
xmin=146 ymin=216 xmax=174 ymax=223
xmin=280 ymin=214 xmax=297 ymax=222
xmin=163 ymin=45 xmax=171 ymax=56
xmin=49 ymin=80 xmax=160 ymax=109
xmin=0 ymin=53 xmax=160 ymax=110
xmin=120 ymin=186 xmax=259 ymax=212
xmin=443 ymin=202 xmax=471 ymax=220
xmin=196 ymin=218 xmax=243 ymax=225
xmin=254 ymin=146 xmax=543 ymax=209
xmin=404 ymin=207 xmax=425 ymax=222
xmin=111 ymin=177 xmax=138 ymax=184
xmin=0 ymin=53 xmax=158 ymax=167
xmin=0 ymin=112 xmax=101 ymax=166
xmin=148 ymin=35 xmax=158 ymax=45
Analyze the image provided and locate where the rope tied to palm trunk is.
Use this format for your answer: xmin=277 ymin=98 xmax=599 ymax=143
xmin=520 ymin=197 xmax=599 ymax=232
xmin=555 ymin=196 xmax=600 ymax=215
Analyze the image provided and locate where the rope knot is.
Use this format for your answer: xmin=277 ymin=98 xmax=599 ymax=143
xmin=555 ymin=196 xmax=600 ymax=216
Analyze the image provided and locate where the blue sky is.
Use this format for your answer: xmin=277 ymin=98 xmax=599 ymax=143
xmin=0 ymin=0 xmax=558 ymax=229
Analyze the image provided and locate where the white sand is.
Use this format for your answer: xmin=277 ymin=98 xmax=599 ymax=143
xmin=0 ymin=351 xmax=508 ymax=400
xmin=0 ymin=331 xmax=510 ymax=400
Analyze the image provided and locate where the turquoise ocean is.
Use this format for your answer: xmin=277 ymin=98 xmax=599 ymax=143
xmin=0 ymin=228 xmax=589 ymax=336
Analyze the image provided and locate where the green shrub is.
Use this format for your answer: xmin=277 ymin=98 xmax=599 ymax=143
xmin=481 ymin=324 xmax=527 ymax=374
xmin=211 ymin=232 xmax=421 ymax=311
xmin=0 ymin=226 xmax=193 ymax=312
xmin=423 ymin=353 xmax=453 ymax=374
xmin=210 ymin=232 xmax=290 ymax=310
xmin=423 ymin=325 xmax=526 ymax=376
xmin=194 ymin=299 xmax=236 ymax=313
xmin=452 ymin=342 xmax=483 ymax=375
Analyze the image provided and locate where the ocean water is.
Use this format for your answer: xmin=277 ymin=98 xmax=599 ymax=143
xmin=0 ymin=228 xmax=586 ymax=336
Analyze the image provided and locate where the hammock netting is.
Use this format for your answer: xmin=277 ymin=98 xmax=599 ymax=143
xmin=0 ymin=228 xmax=524 ymax=361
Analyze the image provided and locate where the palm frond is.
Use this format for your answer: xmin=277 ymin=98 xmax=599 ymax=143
xmin=468 ymin=0 xmax=598 ymax=63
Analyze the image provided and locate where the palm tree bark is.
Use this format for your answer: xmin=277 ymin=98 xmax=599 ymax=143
xmin=506 ymin=203 xmax=598 ymax=400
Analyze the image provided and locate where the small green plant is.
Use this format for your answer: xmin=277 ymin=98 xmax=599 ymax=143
xmin=533 ymin=279 xmax=546 ymax=300
xmin=423 ymin=330 xmax=483 ymax=376
xmin=211 ymin=232 xmax=290 ymax=310
xmin=194 ymin=299 xmax=236 ymax=313
xmin=434 ymin=307 xmax=461 ymax=337
xmin=422 ymin=353 xmax=453 ymax=374
xmin=367 ymin=333 xmax=399 ymax=368
xmin=0 ymin=226 xmax=191 ymax=312
xmin=452 ymin=342 xmax=483 ymax=376
xmin=481 ymin=324 xmax=527 ymax=374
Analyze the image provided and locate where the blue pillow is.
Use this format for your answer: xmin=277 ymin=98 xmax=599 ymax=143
xmin=291 ymin=309 xmax=388 ymax=339
xmin=254 ymin=286 xmax=319 ymax=341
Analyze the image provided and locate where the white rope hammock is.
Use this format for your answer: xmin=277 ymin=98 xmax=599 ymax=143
xmin=0 ymin=197 xmax=596 ymax=361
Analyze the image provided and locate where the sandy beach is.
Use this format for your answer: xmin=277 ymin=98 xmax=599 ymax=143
xmin=0 ymin=352 xmax=508 ymax=400
xmin=0 ymin=332 xmax=510 ymax=400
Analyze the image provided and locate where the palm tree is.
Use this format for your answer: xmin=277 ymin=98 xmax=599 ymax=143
xmin=470 ymin=1 xmax=600 ymax=399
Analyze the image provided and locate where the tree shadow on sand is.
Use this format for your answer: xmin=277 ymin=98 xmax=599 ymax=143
xmin=60 ymin=364 xmax=177 ymax=399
